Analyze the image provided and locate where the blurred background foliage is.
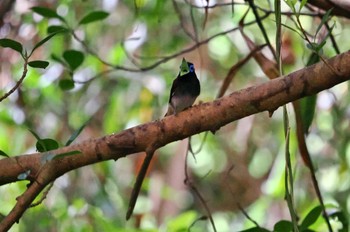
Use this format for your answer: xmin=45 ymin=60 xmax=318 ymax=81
xmin=0 ymin=0 xmax=350 ymax=231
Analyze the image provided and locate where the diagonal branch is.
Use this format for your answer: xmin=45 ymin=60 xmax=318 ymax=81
xmin=0 ymin=50 xmax=350 ymax=230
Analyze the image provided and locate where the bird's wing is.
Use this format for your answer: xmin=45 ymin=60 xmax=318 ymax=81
xmin=168 ymin=77 xmax=179 ymax=103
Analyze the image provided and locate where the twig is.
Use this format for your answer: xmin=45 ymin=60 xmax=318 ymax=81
xmin=0 ymin=58 xmax=28 ymax=102
xmin=184 ymin=139 xmax=217 ymax=232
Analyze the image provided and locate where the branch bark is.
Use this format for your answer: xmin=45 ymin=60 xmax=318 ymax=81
xmin=1 ymin=50 xmax=350 ymax=230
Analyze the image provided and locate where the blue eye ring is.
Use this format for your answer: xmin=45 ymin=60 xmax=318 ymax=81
xmin=189 ymin=63 xmax=195 ymax=72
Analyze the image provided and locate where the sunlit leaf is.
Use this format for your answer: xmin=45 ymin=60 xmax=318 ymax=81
xmin=28 ymin=60 xmax=49 ymax=69
xmin=79 ymin=11 xmax=109 ymax=25
xmin=59 ymin=79 xmax=75 ymax=90
xmin=284 ymin=0 xmax=297 ymax=12
xmin=0 ymin=38 xmax=23 ymax=55
xmin=299 ymin=0 xmax=308 ymax=12
xmin=63 ymin=50 xmax=84 ymax=71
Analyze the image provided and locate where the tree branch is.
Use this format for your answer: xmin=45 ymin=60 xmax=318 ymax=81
xmin=1 ymin=50 xmax=350 ymax=230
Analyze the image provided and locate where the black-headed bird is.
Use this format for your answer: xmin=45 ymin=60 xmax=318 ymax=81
xmin=165 ymin=58 xmax=200 ymax=116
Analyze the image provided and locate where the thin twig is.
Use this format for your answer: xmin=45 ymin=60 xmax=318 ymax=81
xmin=184 ymin=139 xmax=217 ymax=232
xmin=0 ymin=58 xmax=28 ymax=102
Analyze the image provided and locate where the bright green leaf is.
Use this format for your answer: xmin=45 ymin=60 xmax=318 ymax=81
xmin=79 ymin=11 xmax=109 ymax=25
xmin=59 ymin=79 xmax=75 ymax=90
xmin=299 ymin=0 xmax=308 ymax=12
xmin=63 ymin=50 xmax=84 ymax=71
xmin=135 ymin=0 xmax=146 ymax=9
xmin=28 ymin=60 xmax=49 ymax=69
xmin=299 ymin=205 xmax=322 ymax=230
xmin=0 ymin=38 xmax=23 ymax=55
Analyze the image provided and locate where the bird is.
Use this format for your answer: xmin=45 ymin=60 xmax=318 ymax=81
xmin=165 ymin=58 xmax=200 ymax=116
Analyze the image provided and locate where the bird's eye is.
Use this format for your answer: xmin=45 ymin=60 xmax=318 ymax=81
xmin=189 ymin=64 xmax=195 ymax=72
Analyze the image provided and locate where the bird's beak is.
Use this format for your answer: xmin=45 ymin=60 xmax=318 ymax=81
xmin=180 ymin=58 xmax=190 ymax=76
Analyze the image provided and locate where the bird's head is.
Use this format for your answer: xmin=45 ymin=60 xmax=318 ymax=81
xmin=179 ymin=58 xmax=195 ymax=76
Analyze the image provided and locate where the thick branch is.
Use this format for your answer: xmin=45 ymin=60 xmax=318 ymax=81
xmin=0 ymin=50 xmax=350 ymax=230
xmin=1 ymin=50 xmax=350 ymax=186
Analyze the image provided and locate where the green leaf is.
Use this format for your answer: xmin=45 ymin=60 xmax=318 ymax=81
xmin=299 ymin=0 xmax=308 ymax=12
xmin=315 ymin=9 xmax=333 ymax=36
xmin=28 ymin=60 xmax=49 ymax=69
xmin=307 ymin=53 xmax=320 ymax=66
xmin=29 ymin=129 xmax=42 ymax=141
xmin=274 ymin=220 xmax=293 ymax=232
xmin=281 ymin=23 xmax=304 ymax=39
xmin=29 ymin=129 xmax=59 ymax=152
xmin=47 ymin=25 xmax=67 ymax=34
xmin=0 ymin=150 xmax=9 ymax=157
xmin=36 ymin=138 xmax=59 ymax=152
xmin=30 ymin=29 xmax=67 ymax=56
xmin=299 ymin=205 xmax=322 ymax=230
xmin=59 ymin=79 xmax=75 ymax=90
xmin=79 ymin=11 xmax=109 ymax=25
xmin=284 ymin=0 xmax=297 ymax=12
xmin=31 ymin=6 xmax=65 ymax=21
xmin=65 ymin=120 xmax=89 ymax=146
xmin=239 ymin=227 xmax=270 ymax=232
xmin=63 ymin=50 xmax=84 ymax=71
xmin=0 ymin=38 xmax=23 ymax=55
xmin=300 ymin=95 xmax=317 ymax=134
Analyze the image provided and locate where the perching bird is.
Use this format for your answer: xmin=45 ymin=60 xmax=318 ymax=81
xmin=126 ymin=59 xmax=200 ymax=220
xmin=165 ymin=58 xmax=200 ymax=116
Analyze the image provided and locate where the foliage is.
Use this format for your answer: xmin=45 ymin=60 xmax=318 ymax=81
xmin=0 ymin=0 xmax=350 ymax=231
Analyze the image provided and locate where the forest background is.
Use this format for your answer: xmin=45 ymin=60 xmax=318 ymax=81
xmin=0 ymin=0 xmax=350 ymax=231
